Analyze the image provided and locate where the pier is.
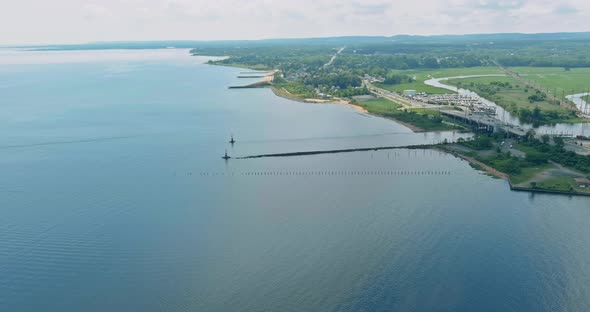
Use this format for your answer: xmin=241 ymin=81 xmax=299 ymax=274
xmin=228 ymin=81 xmax=271 ymax=89
xmin=229 ymin=71 xmax=275 ymax=89
xmin=237 ymin=144 xmax=435 ymax=159
xmin=237 ymin=75 xmax=269 ymax=78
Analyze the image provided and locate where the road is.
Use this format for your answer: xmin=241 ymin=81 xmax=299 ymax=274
xmin=324 ymin=47 xmax=345 ymax=67
xmin=565 ymin=140 xmax=590 ymax=156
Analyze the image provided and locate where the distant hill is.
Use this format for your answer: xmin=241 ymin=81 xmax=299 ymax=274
xmin=11 ymin=31 xmax=590 ymax=51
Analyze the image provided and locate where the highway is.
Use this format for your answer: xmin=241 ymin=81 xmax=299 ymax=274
xmin=324 ymin=47 xmax=345 ymax=67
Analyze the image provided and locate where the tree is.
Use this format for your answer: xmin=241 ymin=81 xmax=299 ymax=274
xmin=526 ymin=151 xmax=548 ymax=165
xmin=554 ymin=137 xmax=565 ymax=147
xmin=469 ymin=135 xmax=493 ymax=150
xmin=533 ymin=106 xmax=542 ymax=120
xmin=528 ymin=93 xmax=545 ymax=102
xmin=422 ymin=57 xmax=439 ymax=68
xmin=504 ymin=158 xmax=522 ymax=174
xmin=384 ymin=74 xmax=411 ymax=85
xmin=524 ymin=129 xmax=536 ymax=141
xmin=541 ymin=134 xmax=550 ymax=144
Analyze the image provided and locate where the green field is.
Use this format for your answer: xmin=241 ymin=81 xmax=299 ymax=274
xmin=535 ymin=176 xmax=577 ymax=192
xmin=381 ymin=66 xmax=590 ymax=99
xmin=377 ymin=67 xmax=503 ymax=94
xmin=509 ymin=67 xmax=590 ymax=98
xmin=358 ymin=98 xmax=461 ymax=131
xmin=356 ymin=98 xmax=401 ymax=115
xmin=376 ymin=81 xmax=449 ymax=94
xmin=510 ymin=164 xmax=553 ymax=184
xmin=446 ymin=76 xmax=581 ymax=124
xmin=447 ymin=76 xmax=562 ymax=112
xmin=273 ymin=81 xmax=315 ymax=98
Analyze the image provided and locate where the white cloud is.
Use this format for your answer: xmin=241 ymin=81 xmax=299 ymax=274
xmin=0 ymin=0 xmax=588 ymax=45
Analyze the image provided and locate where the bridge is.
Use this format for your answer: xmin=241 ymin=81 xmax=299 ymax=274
xmin=439 ymin=109 xmax=530 ymax=137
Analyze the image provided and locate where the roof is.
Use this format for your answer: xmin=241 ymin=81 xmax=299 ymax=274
xmin=574 ymin=178 xmax=590 ymax=184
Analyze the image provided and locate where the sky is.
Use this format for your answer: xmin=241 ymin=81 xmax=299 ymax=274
xmin=1 ymin=0 xmax=589 ymax=45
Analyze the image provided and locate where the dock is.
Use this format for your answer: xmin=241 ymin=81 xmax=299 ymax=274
xmin=237 ymin=75 xmax=270 ymax=78
xmin=229 ymin=71 xmax=275 ymax=89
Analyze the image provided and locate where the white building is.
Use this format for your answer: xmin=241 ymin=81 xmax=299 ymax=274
xmin=403 ymin=90 xmax=417 ymax=96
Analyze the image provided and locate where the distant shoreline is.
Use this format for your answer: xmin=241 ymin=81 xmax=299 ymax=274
xmin=268 ymin=85 xmax=432 ymax=132
xmin=269 ymin=85 xmax=369 ymax=112
xmin=212 ymin=62 xmax=451 ymax=133
xmin=268 ymin=86 xmax=437 ymax=133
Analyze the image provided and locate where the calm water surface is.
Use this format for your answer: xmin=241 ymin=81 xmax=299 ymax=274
xmin=1 ymin=49 xmax=590 ymax=312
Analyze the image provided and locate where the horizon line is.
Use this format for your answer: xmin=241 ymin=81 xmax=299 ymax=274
xmin=3 ymin=30 xmax=590 ymax=48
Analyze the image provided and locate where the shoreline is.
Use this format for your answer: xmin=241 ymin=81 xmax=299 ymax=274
xmin=376 ymin=115 xmax=426 ymax=132
xmin=213 ymin=60 xmax=432 ymax=132
xmin=436 ymin=146 xmax=509 ymax=179
xmin=269 ymin=85 xmax=369 ymax=114
xmin=509 ymin=183 xmax=590 ymax=197
xmin=268 ymin=86 xmax=437 ymax=132
xmin=219 ymin=62 xmax=464 ymax=133
xmin=215 ymin=61 xmax=452 ymax=133
xmin=437 ymin=146 xmax=590 ymax=197
xmin=229 ymin=70 xmax=276 ymax=89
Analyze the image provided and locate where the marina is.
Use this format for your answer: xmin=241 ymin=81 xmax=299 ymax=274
xmin=412 ymin=93 xmax=497 ymax=115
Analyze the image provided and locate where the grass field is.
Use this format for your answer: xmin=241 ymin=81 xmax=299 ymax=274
xmin=447 ymin=76 xmax=563 ymax=112
xmin=356 ymin=98 xmax=401 ymax=115
xmin=510 ymin=164 xmax=553 ymax=184
xmin=379 ymin=66 xmax=590 ymax=99
xmin=376 ymin=81 xmax=449 ymax=94
xmin=509 ymin=67 xmax=590 ymax=98
xmin=536 ymin=176 xmax=577 ymax=192
xmin=446 ymin=75 xmax=581 ymax=124
xmin=357 ymin=98 xmax=461 ymax=131
xmin=377 ymin=67 xmax=503 ymax=94
xmin=273 ymin=81 xmax=315 ymax=98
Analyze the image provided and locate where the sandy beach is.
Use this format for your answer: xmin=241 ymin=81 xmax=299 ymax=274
xmin=270 ymin=86 xmax=369 ymax=113
xmin=266 ymin=86 xmax=441 ymax=133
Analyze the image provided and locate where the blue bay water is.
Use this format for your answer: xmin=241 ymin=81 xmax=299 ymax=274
xmin=1 ymin=49 xmax=590 ymax=312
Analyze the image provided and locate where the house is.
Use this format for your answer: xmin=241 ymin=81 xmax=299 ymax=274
xmin=574 ymin=178 xmax=590 ymax=188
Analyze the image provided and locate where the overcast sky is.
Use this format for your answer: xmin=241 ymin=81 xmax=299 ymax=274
xmin=1 ymin=0 xmax=589 ymax=45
